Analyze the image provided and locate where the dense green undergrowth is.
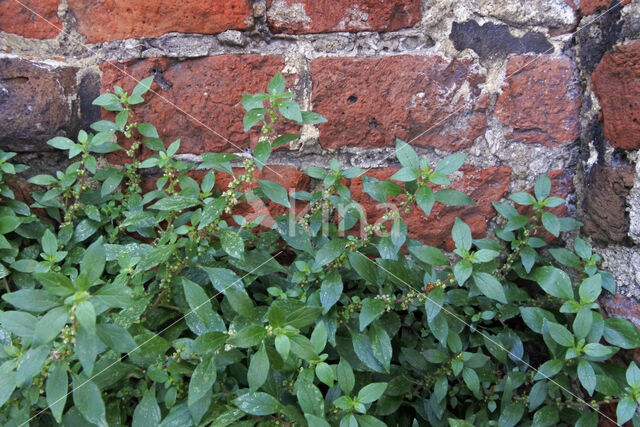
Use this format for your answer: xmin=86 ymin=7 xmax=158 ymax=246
xmin=1 ymin=73 xmax=640 ymax=426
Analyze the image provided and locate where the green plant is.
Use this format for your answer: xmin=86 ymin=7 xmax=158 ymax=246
xmin=0 ymin=72 xmax=639 ymax=426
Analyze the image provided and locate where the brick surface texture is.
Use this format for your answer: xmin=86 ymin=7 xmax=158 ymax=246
xmin=495 ymin=55 xmax=581 ymax=147
xmin=311 ymin=56 xmax=488 ymax=151
xmin=100 ymin=55 xmax=290 ymax=162
xmin=266 ymin=0 xmax=422 ymax=34
xmin=591 ymin=40 xmax=640 ymax=150
xmin=68 ymin=0 xmax=253 ymax=43
xmin=0 ymin=0 xmax=60 ymax=39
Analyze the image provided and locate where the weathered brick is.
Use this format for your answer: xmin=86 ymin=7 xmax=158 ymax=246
xmin=310 ymin=56 xmax=487 ymax=151
xmin=495 ymin=55 xmax=580 ymax=147
xmin=100 ymin=55 xmax=292 ymax=163
xmin=347 ymin=166 xmax=511 ymax=250
xmin=579 ymin=0 xmax=630 ymax=16
xmin=0 ymin=0 xmax=61 ymax=39
xmin=68 ymin=0 xmax=253 ymax=43
xmin=582 ymin=164 xmax=635 ymax=244
xmin=266 ymin=0 xmax=421 ymax=34
xmin=591 ymin=40 xmax=640 ymax=150
xmin=0 ymin=56 xmax=79 ymax=152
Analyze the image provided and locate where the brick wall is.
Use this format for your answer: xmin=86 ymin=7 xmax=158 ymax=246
xmin=1 ymin=0 xmax=640 ymax=322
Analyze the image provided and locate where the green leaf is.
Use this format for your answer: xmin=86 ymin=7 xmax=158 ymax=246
xmin=435 ymin=153 xmax=467 ymax=174
xmin=258 ymin=179 xmax=290 ymax=208
xmin=188 ymin=354 xmax=217 ymax=406
xmin=76 ymin=300 xmax=96 ymax=332
xmin=359 ymin=298 xmax=386 ymax=331
xmin=533 ymin=405 xmax=559 ymax=427
xmin=532 ymin=266 xmax=574 ymax=299
xmin=253 ymin=139 xmax=271 ymax=169
xmin=248 ymin=343 xmax=270 ymax=391
xmin=509 ymin=192 xmax=536 ymax=205
xmin=16 ymin=344 xmax=50 ymax=386
xmin=297 ymin=381 xmax=324 ymax=417
xmin=279 ymin=100 xmax=303 ymax=122
xmin=310 ymin=322 xmax=328 ymax=354
xmin=577 ymin=359 xmax=596 ymax=396
xmin=301 ymin=111 xmax=327 ymax=124
xmin=0 ymin=362 xmax=16 ymax=408
xmin=132 ymin=389 xmax=162 ymax=427
xmin=226 ymin=289 xmax=255 ymax=319
xmin=273 ymin=332 xmax=291 ymax=359
xmin=573 ymin=307 xmax=593 ymax=339
xmin=337 ymin=358 xmax=355 ymax=395
xmin=137 ymin=123 xmax=159 ymax=138
xmin=46 ymin=362 xmax=67 ymax=423
xmin=0 ymin=311 xmax=38 ymax=337
xmin=76 ymin=325 xmax=98 ymax=375
xmin=0 ymin=215 xmax=20 ymax=234
xmin=541 ymin=212 xmax=560 ymax=237
xmin=228 ymin=325 xmax=266 ymax=348
xmin=348 ymin=252 xmax=378 ymax=284
xmin=617 ymin=395 xmax=636 ymax=425
xmin=268 ymin=72 xmax=286 ymax=95
xmin=2 ymin=289 xmax=60 ymax=312
xmin=409 ymin=244 xmax=449 ymax=266
xmin=603 ymin=317 xmax=640 ymax=349
xmin=148 ymin=196 xmax=200 ymax=211
xmin=315 ymin=362 xmax=334 ymax=387
xmin=95 ymin=324 xmax=136 ymax=353
xmin=528 ymin=381 xmax=547 ymax=410
xmin=47 ymin=136 xmax=76 ymax=150
xmin=306 ymin=414 xmax=331 ymax=427
xmin=132 ymin=76 xmax=154 ymax=97
xmin=549 ymin=248 xmax=582 ymax=268
xmin=533 ymin=359 xmax=563 ymax=381
xmin=92 ymin=92 xmax=120 ymax=107
xmin=220 ymin=229 xmax=244 ymax=259
xmin=395 ymin=139 xmax=419 ymax=170
xmin=198 ymin=198 xmax=225 ymax=230
xmin=454 ymin=260 xmax=473 ymax=285
xmin=315 ymin=238 xmax=346 ymax=267
xmin=234 ymin=392 xmax=282 ymax=416
xmin=547 ymin=321 xmax=574 ymax=347
xmin=462 ymin=367 xmax=480 ymax=396
xmin=369 ymin=324 xmax=392 ymax=372
xmin=73 ymin=376 xmax=107 ymax=427
xmin=452 ymin=218 xmax=472 ymax=251
xmin=579 ymin=274 xmax=602 ymax=304
xmin=435 ymin=189 xmax=474 ymax=206
xmin=472 ymin=272 xmax=507 ymax=304
xmin=534 ymin=174 xmax=551 ymax=201
xmin=34 ymin=307 xmax=68 ymax=346
xmin=575 ymin=412 xmax=598 ymax=427
xmin=273 ymin=133 xmax=300 ymax=147
xmin=27 ymin=174 xmax=58 ymax=186
xmin=416 ymin=186 xmax=435 ymax=215
xmin=242 ymin=93 xmax=268 ymax=111
xmin=498 ymin=402 xmax=524 ymax=427
xmin=357 ymin=382 xmax=387 ymax=404
xmin=391 ymin=167 xmax=419 ymax=182
xmin=320 ymin=270 xmax=343 ymax=313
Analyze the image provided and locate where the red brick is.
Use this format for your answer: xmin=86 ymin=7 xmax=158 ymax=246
xmin=591 ymin=41 xmax=640 ymax=150
xmin=495 ymin=55 xmax=580 ymax=147
xmin=579 ymin=0 xmax=630 ymax=15
xmin=348 ymin=166 xmax=511 ymax=250
xmin=99 ymin=55 xmax=293 ymax=163
xmin=310 ymin=56 xmax=487 ymax=151
xmin=68 ymin=0 xmax=253 ymax=43
xmin=583 ymin=164 xmax=635 ymax=243
xmin=0 ymin=0 xmax=60 ymax=39
xmin=266 ymin=0 xmax=421 ymax=34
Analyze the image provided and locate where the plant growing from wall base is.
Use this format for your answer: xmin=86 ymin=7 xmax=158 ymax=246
xmin=0 ymin=73 xmax=638 ymax=426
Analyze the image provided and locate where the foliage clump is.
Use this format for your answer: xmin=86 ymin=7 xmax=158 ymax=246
xmin=0 ymin=73 xmax=640 ymax=426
